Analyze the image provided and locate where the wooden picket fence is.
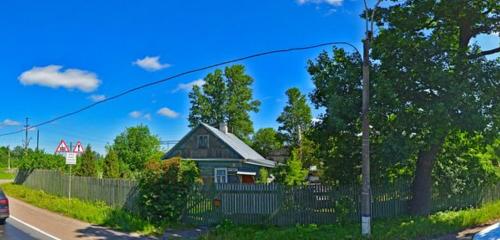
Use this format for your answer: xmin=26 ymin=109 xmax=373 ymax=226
xmin=13 ymin=170 xmax=500 ymax=226
xmin=14 ymin=169 xmax=138 ymax=210
xmin=182 ymin=181 xmax=500 ymax=226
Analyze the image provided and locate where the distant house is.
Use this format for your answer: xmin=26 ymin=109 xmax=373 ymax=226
xmin=163 ymin=122 xmax=276 ymax=184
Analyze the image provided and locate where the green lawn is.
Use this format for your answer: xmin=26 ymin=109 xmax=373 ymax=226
xmin=0 ymin=183 xmax=161 ymax=235
xmin=202 ymin=200 xmax=500 ymax=240
xmin=0 ymin=168 xmax=15 ymax=179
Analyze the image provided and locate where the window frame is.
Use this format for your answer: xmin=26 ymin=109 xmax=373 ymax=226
xmin=197 ymin=135 xmax=209 ymax=149
xmin=214 ymin=168 xmax=228 ymax=183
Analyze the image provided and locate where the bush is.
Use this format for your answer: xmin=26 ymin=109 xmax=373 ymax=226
xmin=17 ymin=150 xmax=66 ymax=170
xmin=137 ymin=157 xmax=201 ymax=224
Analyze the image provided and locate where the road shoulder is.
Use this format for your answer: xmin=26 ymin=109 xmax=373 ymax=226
xmin=8 ymin=196 xmax=155 ymax=240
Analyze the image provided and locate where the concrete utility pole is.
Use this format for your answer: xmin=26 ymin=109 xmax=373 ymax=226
xmin=361 ymin=0 xmax=381 ymax=237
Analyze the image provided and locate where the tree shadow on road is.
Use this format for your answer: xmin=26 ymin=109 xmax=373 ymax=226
xmin=75 ymin=225 xmax=157 ymax=240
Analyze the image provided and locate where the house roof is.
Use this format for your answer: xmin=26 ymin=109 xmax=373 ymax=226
xmin=164 ymin=122 xmax=276 ymax=168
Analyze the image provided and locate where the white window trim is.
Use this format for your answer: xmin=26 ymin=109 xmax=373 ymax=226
xmin=197 ymin=135 xmax=209 ymax=149
xmin=214 ymin=168 xmax=228 ymax=183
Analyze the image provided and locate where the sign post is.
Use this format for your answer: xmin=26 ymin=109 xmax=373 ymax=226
xmin=65 ymin=152 xmax=77 ymax=200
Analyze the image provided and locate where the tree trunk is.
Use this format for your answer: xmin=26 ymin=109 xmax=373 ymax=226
xmin=410 ymin=143 xmax=442 ymax=216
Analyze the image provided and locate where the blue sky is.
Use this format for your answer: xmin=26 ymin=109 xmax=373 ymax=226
xmin=0 ymin=0 xmax=498 ymax=153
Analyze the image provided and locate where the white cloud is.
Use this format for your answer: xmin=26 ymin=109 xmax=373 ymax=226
xmin=157 ymin=107 xmax=179 ymax=118
xmin=173 ymin=79 xmax=205 ymax=92
xmin=129 ymin=111 xmax=143 ymax=119
xmin=88 ymin=94 xmax=106 ymax=102
xmin=18 ymin=65 xmax=100 ymax=92
xmin=297 ymin=0 xmax=343 ymax=6
xmin=129 ymin=111 xmax=152 ymax=120
xmin=0 ymin=119 xmax=21 ymax=127
xmin=133 ymin=56 xmax=171 ymax=71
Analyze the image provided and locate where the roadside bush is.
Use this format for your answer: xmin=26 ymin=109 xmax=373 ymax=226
xmin=17 ymin=150 xmax=65 ymax=170
xmin=137 ymin=157 xmax=201 ymax=224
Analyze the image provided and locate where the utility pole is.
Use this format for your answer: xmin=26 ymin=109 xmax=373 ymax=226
xmin=7 ymin=145 xmax=10 ymax=170
xmin=23 ymin=117 xmax=30 ymax=152
xmin=361 ymin=0 xmax=381 ymax=237
xmin=361 ymin=31 xmax=372 ymax=237
xmin=36 ymin=129 xmax=40 ymax=151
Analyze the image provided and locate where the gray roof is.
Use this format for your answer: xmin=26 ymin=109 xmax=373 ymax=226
xmin=200 ymin=123 xmax=275 ymax=167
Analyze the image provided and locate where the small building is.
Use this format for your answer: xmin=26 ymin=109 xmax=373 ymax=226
xmin=163 ymin=122 xmax=276 ymax=184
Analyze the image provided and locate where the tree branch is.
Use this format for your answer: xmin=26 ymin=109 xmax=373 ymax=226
xmin=469 ymin=47 xmax=500 ymax=59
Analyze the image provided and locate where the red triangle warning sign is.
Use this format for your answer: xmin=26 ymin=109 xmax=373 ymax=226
xmin=55 ymin=140 xmax=69 ymax=153
xmin=73 ymin=141 xmax=84 ymax=153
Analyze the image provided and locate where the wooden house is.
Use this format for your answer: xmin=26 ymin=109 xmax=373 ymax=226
xmin=163 ymin=122 xmax=276 ymax=184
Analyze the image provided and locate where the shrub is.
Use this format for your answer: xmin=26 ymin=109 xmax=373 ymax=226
xmin=137 ymin=157 xmax=201 ymax=224
xmin=17 ymin=150 xmax=65 ymax=170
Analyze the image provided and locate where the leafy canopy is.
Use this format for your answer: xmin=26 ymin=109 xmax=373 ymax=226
xmin=251 ymin=128 xmax=283 ymax=157
xmin=112 ymin=125 xmax=161 ymax=172
xmin=188 ymin=64 xmax=260 ymax=142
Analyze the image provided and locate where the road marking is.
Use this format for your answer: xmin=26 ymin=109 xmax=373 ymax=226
xmin=9 ymin=215 xmax=61 ymax=240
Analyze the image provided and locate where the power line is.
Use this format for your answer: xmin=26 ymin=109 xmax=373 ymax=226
xmin=0 ymin=41 xmax=360 ymax=137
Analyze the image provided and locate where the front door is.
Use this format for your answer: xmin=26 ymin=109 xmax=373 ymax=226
xmin=241 ymin=175 xmax=255 ymax=184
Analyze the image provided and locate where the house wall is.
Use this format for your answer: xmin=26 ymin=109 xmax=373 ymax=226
xmin=167 ymin=126 xmax=241 ymax=159
xmin=195 ymin=160 xmax=261 ymax=184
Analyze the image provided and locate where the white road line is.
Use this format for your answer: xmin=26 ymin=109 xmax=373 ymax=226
xmin=9 ymin=215 xmax=61 ymax=240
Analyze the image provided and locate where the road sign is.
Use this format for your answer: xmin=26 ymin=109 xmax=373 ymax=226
xmin=65 ymin=152 xmax=77 ymax=165
xmin=55 ymin=140 xmax=70 ymax=153
xmin=73 ymin=141 xmax=84 ymax=153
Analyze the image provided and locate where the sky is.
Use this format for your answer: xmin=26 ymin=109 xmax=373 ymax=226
xmin=0 ymin=0 xmax=498 ymax=154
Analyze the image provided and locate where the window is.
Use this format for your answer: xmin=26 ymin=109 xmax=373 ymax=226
xmin=197 ymin=135 xmax=209 ymax=149
xmin=214 ymin=168 xmax=227 ymax=183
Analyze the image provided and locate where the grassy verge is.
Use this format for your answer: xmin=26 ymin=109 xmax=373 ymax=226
xmin=1 ymin=183 xmax=161 ymax=235
xmin=202 ymin=200 xmax=500 ymax=240
xmin=0 ymin=169 xmax=15 ymax=179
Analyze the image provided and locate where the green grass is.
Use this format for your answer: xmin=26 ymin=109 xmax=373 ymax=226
xmin=0 ymin=169 xmax=15 ymax=179
xmin=1 ymin=183 xmax=161 ymax=235
xmin=202 ymin=200 xmax=500 ymax=240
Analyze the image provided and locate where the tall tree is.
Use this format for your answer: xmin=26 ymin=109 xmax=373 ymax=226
xmin=103 ymin=147 xmax=120 ymax=178
xmin=372 ymin=0 xmax=499 ymax=215
xmin=251 ymin=128 xmax=283 ymax=157
xmin=188 ymin=65 xmax=260 ymax=141
xmin=277 ymin=88 xmax=312 ymax=147
xmin=112 ymin=125 xmax=161 ymax=172
xmin=75 ymin=145 xmax=97 ymax=177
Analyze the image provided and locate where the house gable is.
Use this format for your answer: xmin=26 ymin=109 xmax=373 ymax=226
xmin=164 ymin=124 xmax=242 ymax=159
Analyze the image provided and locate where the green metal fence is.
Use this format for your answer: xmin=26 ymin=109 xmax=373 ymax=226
xmin=182 ymin=181 xmax=500 ymax=226
xmin=14 ymin=170 xmax=138 ymax=210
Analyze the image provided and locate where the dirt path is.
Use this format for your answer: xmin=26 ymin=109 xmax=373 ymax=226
xmin=8 ymin=196 xmax=156 ymax=240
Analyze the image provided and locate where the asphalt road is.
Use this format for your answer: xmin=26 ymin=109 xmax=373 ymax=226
xmin=0 ymin=217 xmax=54 ymax=240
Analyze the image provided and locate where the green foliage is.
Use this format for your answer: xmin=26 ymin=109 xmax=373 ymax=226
xmin=283 ymin=150 xmax=308 ymax=186
xmin=257 ymin=168 xmax=269 ymax=184
xmin=137 ymin=157 xmax=201 ymax=224
xmin=277 ymin=87 xmax=312 ymax=147
xmin=307 ymin=48 xmax=366 ymax=185
xmin=434 ymin=132 xmax=500 ymax=197
xmin=203 ymin=200 xmax=500 ymax=240
xmin=17 ymin=150 xmax=66 ymax=170
xmin=74 ymin=145 xmax=97 ymax=177
xmin=103 ymin=147 xmax=120 ymax=178
xmin=188 ymin=65 xmax=261 ymax=142
xmin=1 ymin=183 xmax=159 ymax=235
xmin=112 ymin=125 xmax=161 ymax=172
xmin=251 ymin=128 xmax=283 ymax=157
